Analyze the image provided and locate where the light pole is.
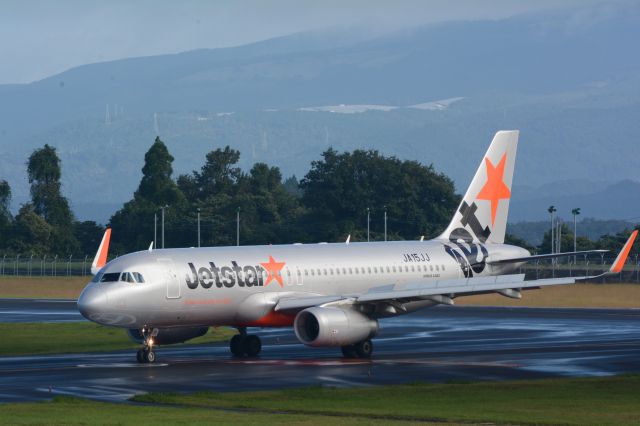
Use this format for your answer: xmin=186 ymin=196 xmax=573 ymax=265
xmin=547 ymin=206 xmax=556 ymax=254
xmin=236 ymin=207 xmax=240 ymax=247
xmin=160 ymin=205 xmax=168 ymax=249
xmin=384 ymin=206 xmax=387 ymax=242
xmin=197 ymin=208 xmax=201 ymax=248
xmin=366 ymin=207 xmax=370 ymax=242
xmin=154 ymin=213 xmax=157 ymax=249
xmin=571 ymin=208 xmax=580 ymax=263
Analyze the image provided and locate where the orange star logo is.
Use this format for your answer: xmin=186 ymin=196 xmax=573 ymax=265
xmin=260 ymin=255 xmax=286 ymax=287
xmin=476 ymin=153 xmax=511 ymax=227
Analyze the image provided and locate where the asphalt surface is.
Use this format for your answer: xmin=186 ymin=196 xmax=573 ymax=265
xmin=0 ymin=298 xmax=82 ymax=323
xmin=0 ymin=299 xmax=639 ymax=403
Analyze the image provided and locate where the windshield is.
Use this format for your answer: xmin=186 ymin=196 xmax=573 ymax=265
xmin=100 ymin=272 xmax=121 ymax=282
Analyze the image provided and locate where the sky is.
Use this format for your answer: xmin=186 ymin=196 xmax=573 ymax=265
xmin=0 ymin=0 xmax=608 ymax=85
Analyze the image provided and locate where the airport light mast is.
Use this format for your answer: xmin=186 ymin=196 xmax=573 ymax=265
xmin=572 ymin=207 xmax=581 ymax=263
xmin=548 ymin=205 xmax=556 ymax=254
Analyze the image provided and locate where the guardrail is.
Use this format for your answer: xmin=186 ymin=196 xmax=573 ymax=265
xmin=0 ymin=255 xmax=118 ymax=277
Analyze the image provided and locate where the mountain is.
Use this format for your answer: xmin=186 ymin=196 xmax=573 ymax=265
xmin=1 ymin=2 xmax=639 ymax=223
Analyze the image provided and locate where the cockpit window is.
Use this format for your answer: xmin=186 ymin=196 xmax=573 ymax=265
xmin=100 ymin=272 xmax=121 ymax=283
xmin=91 ymin=270 xmax=104 ymax=283
xmin=133 ymin=272 xmax=145 ymax=283
xmin=121 ymin=272 xmax=135 ymax=283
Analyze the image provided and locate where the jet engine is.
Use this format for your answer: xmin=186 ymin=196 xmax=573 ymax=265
xmin=294 ymin=306 xmax=378 ymax=347
xmin=127 ymin=326 xmax=209 ymax=345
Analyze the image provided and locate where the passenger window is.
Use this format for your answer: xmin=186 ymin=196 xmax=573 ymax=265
xmin=355 ymin=268 xmax=359 ymax=274
xmin=430 ymin=265 xmax=434 ymax=271
xmin=342 ymin=268 xmax=347 ymax=274
xmin=349 ymin=268 xmax=353 ymax=274
xmin=323 ymin=268 xmax=327 ymax=275
xmin=304 ymin=269 xmax=308 ymax=276
xmin=436 ymin=265 xmax=440 ymax=271
xmin=330 ymin=268 xmax=334 ymax=275
xmin=297 ymin=269 xmax=301 ymax=276
xmin=311 ymin=270 xmax=315 ymax=276
xmin=317 ymin=269 xmax=321 ymax=275
xmin=442 ymin=265 xmax=445 ymax=271
xmin=392 ymin=266 xmax=396 ymax=273
xmin=367 ymin=267 xmax=372 ymax=274
xmin=386 ymin=266 xmax=390 ymax=273
xmin=286 ymin=269 xmax=291 ymax=276
xmin=373 ymin=267 xmax=378 ymax=273
xmin=404 ymin=266 xmax=409 ymax=272
xmin=411 ymin=266 xmax=415 ymax=272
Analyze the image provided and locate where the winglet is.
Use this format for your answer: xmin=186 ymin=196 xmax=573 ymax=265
xmin=609 ymin=230 xmax=638 ymax=273
xmin=91 ymin=228 xmax=112 ymax=275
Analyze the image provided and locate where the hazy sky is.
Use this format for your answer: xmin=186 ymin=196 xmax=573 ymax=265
xmin=0 ymin=0 xmax=605 ymax=85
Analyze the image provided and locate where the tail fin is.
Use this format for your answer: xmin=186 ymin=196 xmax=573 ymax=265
xmin=91 ymin=228 xmax=111 ymax=275
xmin=439 ymin=130 xmax=519 ymax=244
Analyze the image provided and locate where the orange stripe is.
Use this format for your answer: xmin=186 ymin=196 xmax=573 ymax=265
xmin=611 ymin=230 xmax=638 ymax=273
xmin=97 ymin=228 xmax=111 ymax=268
xmin=236 ymin=310 xmax=295 ymax=327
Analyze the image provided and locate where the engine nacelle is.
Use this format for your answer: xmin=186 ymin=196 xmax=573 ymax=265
xmin=127 ymin=326 xmax=209 ymax=345
xmin=294 ymin=306 xmax=378 ymax=347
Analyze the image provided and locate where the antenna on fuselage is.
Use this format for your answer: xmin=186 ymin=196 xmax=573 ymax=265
xmin=420 ymin=236 xmax=424 ymax=241
xmin=148 ymin=241 xmax=154 ymax=252
xmin=345 ymin=234 xmax=351 ymax=244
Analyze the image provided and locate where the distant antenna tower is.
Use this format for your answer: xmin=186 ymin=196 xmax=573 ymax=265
xmin=325 ymin=126 xmax=329 ymax=145
xmin=261 ymin=129 xmax=268 ymax=149
xmin=154 ymin=112 xmax=160 ymax=135
xmin=105 ymin=104 xmax=111 ymax=125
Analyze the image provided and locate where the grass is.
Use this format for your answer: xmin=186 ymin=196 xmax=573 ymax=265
xmin=0 ymin=276 xmax=87 ymax=299
xmin=0 ymin=396 xmax=399 ymax=425
xmin=3 ymin=376 xmax=637 ymax=425
xmin=456 ymin=283 xmax=640 ymax=308
xmin=132 ymin=375 xmax=640 ymax=425
xmin=0 ymin=322 xmax=235 ymax=356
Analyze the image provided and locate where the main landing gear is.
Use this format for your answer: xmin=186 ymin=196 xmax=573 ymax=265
xmin=136 ymin=326 xmax=157 ymax=363
xmin=230 ymin=327 xmax=262 ymax=357
xmin=341 ymin=339 xmax=373 ymax=359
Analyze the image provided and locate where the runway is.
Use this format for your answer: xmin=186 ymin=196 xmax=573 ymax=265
xmin=0 ymin=300 xmax=639 ymax=403
xmin=0 ymin=298 xmax=82 ymax=323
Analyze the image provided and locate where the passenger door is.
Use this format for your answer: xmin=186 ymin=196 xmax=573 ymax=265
xmin=158 ymin=258 xmax=181 ymax=299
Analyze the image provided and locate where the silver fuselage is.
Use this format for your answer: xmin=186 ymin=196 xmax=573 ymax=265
xmin=78 ymin=240 xmax=528 ymax=329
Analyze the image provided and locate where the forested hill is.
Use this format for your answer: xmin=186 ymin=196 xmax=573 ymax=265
xmin=1 ymin=2 xmax=639 ymax=223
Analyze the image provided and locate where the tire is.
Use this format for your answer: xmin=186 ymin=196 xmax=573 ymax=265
xmin=230 ymin=335 xmax=246 ymax=357
xmin=245 ymin=335 xmax=262 ymax=357
xmin=341 ymin=345 xmax=358 ymax=358
xmin=355 ymin=339 xmax=373 ymax=358
xmin=146 ymin=350 xmax=156 ymax=363
xmin=136 ymin=349 xmax=145 ymax=363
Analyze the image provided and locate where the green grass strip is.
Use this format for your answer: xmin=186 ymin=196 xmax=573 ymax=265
xmin=134 ymin=375 xmax=640 ymax=425
xmin=2 ymin=396 xmax=399 ymax=425
xmin=0 ymin=322 xmax=234 ymax=356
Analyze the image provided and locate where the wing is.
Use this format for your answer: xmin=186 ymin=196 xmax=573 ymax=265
xmin=275 ymin=231 xmax=637 ymax=313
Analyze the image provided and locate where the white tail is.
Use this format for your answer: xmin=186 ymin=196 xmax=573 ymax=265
xmin=439 ymin=130 xmax=519 ymax=244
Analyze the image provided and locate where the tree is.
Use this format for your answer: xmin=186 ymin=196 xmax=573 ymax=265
xmin=135 ymin=137 xmax=185 ymax=206
xmin=110 ymin=137 xmax=186 ymax=252
xmin=27 ymin=144 xmax=74 ymax=228
xmin=0 ymin=180 xmax=12 ymax=249
xmin=193 ymin=146 xmax=242 ymax=200
xmin=299 ymin=148 xmax=459 ymax=242
xmin=8 ymin=204 xmax=53 ymax=254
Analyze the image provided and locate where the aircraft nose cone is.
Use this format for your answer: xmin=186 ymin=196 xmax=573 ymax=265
xmin=77 ymin=286 xmax=109 ymax=321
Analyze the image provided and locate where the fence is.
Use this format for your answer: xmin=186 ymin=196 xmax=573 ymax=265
xmin=0 ymin=255 xmax=106 ymax=277
xmin=0 ymin=253 xmax=639 ymax=282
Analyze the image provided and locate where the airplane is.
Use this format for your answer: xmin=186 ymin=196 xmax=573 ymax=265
xmin=77 ymin=130 xmax=638 ymax=363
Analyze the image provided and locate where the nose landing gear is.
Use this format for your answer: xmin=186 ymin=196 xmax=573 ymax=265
xmin=230 ymin=327 xmax=262 ymax=357
xmin=136 ymin=326 xmax=157 ymax=363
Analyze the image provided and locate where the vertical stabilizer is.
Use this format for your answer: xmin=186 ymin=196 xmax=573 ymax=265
xmin=439 ymin=130 xmax=518 ymax=244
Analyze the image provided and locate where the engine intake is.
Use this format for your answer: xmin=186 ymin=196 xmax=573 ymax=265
xmin=294 ymin=306 xmax=378 ymax=347
xmin=127 ymin=326 xmax=209 ymax=345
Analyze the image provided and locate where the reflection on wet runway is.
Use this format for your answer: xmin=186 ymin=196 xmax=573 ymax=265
xmin=0 ymin=301 xmax=639 ymax=402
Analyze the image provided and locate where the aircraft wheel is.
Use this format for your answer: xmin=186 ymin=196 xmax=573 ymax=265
xmin=230 ymin=334 xmax=246 ymax=357
xmin=341 ymin=344 xmax=358 ymax=358
xmin=145 ymin=349 xmax=156 ymax=363
xmin=355 ymin=339 xmax=373 ymax=358
xmin=136 ymin=349 xmax=145 ymax=363
xmin=245 ymin=335 xmax=262 ymax=357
